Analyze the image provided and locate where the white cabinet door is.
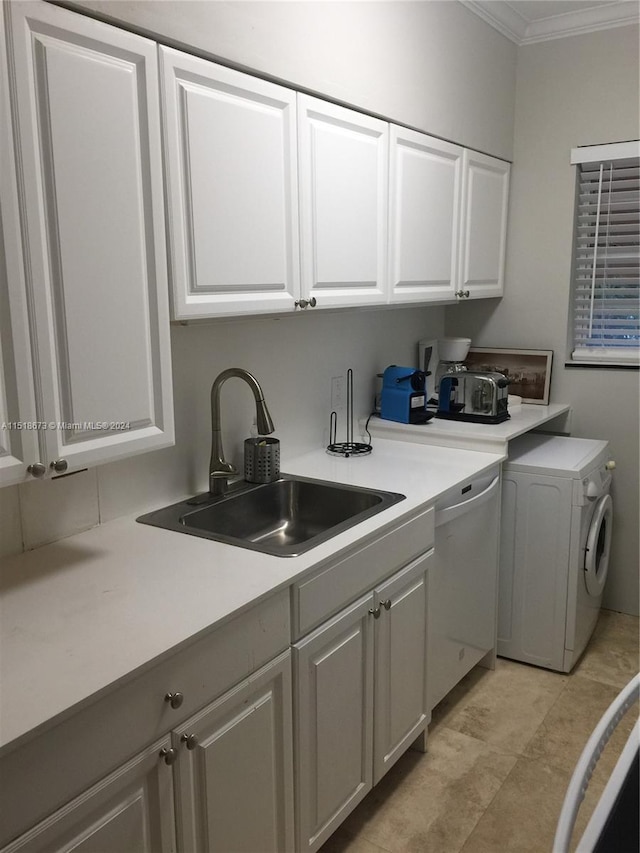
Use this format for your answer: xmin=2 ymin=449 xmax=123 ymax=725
xmin=160 ymin=48 xmax=300 ymax=319
xmin=172 ymin=652 xmax=294 ymax=853
xmin=373 ymin=553 xmax=429 ymax=784
xmin=0 ymin=7 xmax=40 ymax=487
xmin=5 ymin=0 xmax=174 ymax=475
xmin=0 ymin=738 xmax=176 ymax=853
xmin=388 ymin=127 xmax=462 ymax=304
xmin=293 ymin=594 xmax=375 ymax=853
xmin=458 ymin=150 xmax=510 ymax=299
xmin=298 ymin=95 xmax=389 ymax=308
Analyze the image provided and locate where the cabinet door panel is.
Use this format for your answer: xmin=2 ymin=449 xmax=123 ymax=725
xmin=1 ymin=738 xmax=176 ymax=853
xmin=497 ymin=473 xmax=572 ymax=671
xmin=298 ymin=95 xmax=388 ymax=307
xmin=7 ymin=1 xmax=173 ymax=470
xmin=374 ymin=554 xmax=430 ymax=784
xmin=459 ymin=150 xmax=510 ymax=298
xmin=173 ymin=652 xmax=294 ymax=853
xmin=0 ymin=6 xmax=40 ymax=486
xmin=161 ymin=48 xmax=300 ymax=318
xmin=293 ymin=595 xmax=374 ymax=853
xmin=389 ymin=127 xmax=462 ymax=303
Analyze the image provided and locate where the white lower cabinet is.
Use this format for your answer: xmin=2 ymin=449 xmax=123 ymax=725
xmin=294 ymin=595 xmax=374 ymax=853
xmin=0 ymin=525 xmax=435 ymax=853
xmin=293 ymin=554 xmax=430 ymax=853
xmin=1 ymin=737 xmax=177 ymax=853
xmin=1 ymin=654 xmax=294 ymax=853
xmin=0 ymin=594 xmax=293 ymax=853
xmin=172 ymin=652 xmax=294 ymax=853
xmin=373 ymin=560 xmax=430 ymax=784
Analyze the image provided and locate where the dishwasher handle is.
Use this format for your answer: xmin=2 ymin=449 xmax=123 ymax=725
xmin=435 ymin=475 xmax=500 ymax=527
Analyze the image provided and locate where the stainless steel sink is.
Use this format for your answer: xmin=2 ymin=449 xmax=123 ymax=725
xmin=137 ymin=474 xmax=405 ymax=557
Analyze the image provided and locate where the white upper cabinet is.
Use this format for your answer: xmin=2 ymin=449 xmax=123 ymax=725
xmin=160 ymin=48 xmax=300 ymax=319
xmin=388 ymin=127 xmax=463 ymax=304
xmin=458 ymin=149 xmax=510 ymax=299
xmin=3 ymin=0 xmax=174 ymax=482
xmin=0 ymin=9 xmax=39 ymax=488
xmin=298 ymin=95 xmax=389 ymax=308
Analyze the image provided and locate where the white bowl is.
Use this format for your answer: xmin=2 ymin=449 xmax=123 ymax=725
xmin=438 ymin=337 xmax=471 ymax=362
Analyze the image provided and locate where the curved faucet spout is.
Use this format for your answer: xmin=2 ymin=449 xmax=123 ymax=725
xmin=209 ymin=368 xmax=275 ymax=495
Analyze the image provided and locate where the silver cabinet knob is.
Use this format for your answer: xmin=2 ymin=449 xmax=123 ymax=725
xmin=181 ymin=733 xmax=199 ymax=750
xmin=381 ymin=599 xmax=392 ymax=611
xmin=159 ymin=747 xmax=178 ymax=766
xmin=464 ymin=290 xmax=470 ymax=298
xmin=368 ymin=606 xmax=381 ymax=619
xmin=295 ymin=297 xmax=317 ymax=309
xmin=164 ymin=691 xmax=184 ymax=709
xmin=27 ymin=462 xmax=47 ymax=478
xmin=50 ymin=459 xmax=68 ymax=473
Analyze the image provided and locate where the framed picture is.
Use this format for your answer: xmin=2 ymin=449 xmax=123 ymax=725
xmin=464 ymin=348 xmax=553 ymax=405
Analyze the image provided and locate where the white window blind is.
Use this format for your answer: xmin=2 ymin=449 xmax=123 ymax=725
xmin=569 ymin=142 xmax=639 ymax=365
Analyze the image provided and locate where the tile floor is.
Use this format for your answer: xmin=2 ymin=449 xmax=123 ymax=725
xmin=320 ymin=609 xmax=639 ymax=853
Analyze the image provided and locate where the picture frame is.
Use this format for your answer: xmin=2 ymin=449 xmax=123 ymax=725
xmin=464 ymin=348 xmax=553 ymax=405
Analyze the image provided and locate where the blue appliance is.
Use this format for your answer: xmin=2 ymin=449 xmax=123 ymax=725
xmin=380 ymin=365 xmax=433 ymax=425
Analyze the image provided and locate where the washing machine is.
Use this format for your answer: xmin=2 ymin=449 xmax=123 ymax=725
xmin=498 ymin=433 xmax=614 ymax=673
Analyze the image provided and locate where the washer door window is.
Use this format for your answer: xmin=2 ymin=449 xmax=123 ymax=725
xmin=584 ymin=494 xmax=613 ymax=597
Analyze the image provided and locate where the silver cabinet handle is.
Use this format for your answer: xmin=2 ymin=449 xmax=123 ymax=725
xmin=50 ymin=459 xmax=68 ymax=473
xmin=368 ymin=606 xmax=381 ymax=619
xmin=27 ymin=462 xmax=47 ymax=478
xmin=295 ymin=297 xmax=317 ymax=309
xmin=181 ymin=733 xmax=199 ymax=750
xmin=164 ymin=691 xmax=184 ymax=709
xmin=159 ymin=747 xmax=178 ymax=766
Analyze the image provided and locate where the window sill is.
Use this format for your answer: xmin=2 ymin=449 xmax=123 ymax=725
xmin=564 ymin=361 xmax=639 ymax=370
xmin=568 ymin=347 xmax=639 ymax=369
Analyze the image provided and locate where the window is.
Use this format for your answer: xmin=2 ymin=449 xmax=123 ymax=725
xmin=569 ymin=141 xmax=639 ymax=366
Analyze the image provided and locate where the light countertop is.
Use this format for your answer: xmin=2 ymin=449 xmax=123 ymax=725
xmin=0 ymin=438 xmax=503 ymax=753
xmin=367 ymin=402 xmax=572 ymax=453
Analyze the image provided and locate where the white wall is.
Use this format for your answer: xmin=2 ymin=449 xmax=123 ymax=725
xmin=2 ymin=0 xmax=518 ymax=559
xmin=446 ymin=24 xmax=640 ymax=615
xmin=1 ymin=305 xmax=444 ymax=553
xmin=66 ymin=0 xmax=517 ymax=160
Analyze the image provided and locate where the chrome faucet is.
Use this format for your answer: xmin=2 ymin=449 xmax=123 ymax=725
xmin=209 ymin=368 xmax=275 ymax=495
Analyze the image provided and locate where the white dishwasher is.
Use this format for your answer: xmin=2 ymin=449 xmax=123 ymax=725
xmin=428 ymin=466 xmax=501 ymax=713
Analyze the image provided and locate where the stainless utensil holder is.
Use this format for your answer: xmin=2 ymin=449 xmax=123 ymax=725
xmin=244 ymin=437 xmax=280 ymax=483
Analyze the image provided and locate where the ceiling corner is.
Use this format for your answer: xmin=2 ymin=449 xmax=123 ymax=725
xmin=460 ymin=0 xmax=640 ymax=45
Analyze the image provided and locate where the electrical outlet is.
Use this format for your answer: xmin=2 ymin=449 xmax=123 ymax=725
xmin=331 ymin=375 xmax=345 ymax=411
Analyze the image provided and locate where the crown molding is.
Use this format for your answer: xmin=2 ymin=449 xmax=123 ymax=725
xmin=461 ymin=1 xmax=640 ymax=45
xmin=460 ymin=1 xmax=528 ymax=42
